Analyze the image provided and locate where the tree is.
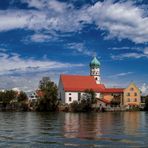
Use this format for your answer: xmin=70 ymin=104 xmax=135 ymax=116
xmin=110 ymin=94 xmax=121 ymax=107
xmin=3 ymin=90 xmax=17 ymax=105
xmin=17 ymin=91 xmax=28 ymax=103
xmin=36 ymin=77 xmax=59 ymax=111
xmin=144 ymin=96 xmax=148 ymax=111
xmin=70 ymin=89 xmax=96 ymax=112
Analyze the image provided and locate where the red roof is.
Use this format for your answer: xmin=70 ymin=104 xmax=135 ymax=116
xmin=60 ymin=75 xmax=105 ymax=92
xmin=98 ymin=98 xmax=111 ymax=104
xmin=101 ymin=88 xmax=124 ymax=93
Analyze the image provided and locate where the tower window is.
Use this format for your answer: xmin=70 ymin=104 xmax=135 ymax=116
xmin=95 ymin=77 xmax=98 ymax=80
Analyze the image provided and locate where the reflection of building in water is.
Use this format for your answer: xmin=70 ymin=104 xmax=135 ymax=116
xmin=63 ymin=113 xmax=117 ymax=139
xmin=123 ymin=112 xmax=140 ymax=135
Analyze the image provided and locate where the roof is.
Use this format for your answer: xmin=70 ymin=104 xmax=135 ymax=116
xmin=98 ymin=98 xmax=111 ymax=104
xmin=90 ymin=57 xmax=100 ymax=68
xmin=100 ymin=88 xmax=124 ymax=93
xmin=60 ymin=75 xmax=105 ymax=92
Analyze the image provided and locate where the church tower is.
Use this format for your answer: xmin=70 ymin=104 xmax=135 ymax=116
xmin=89 ymin=56 xmax=101 ymax=84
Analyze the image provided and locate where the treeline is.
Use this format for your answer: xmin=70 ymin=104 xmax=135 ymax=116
xmin=0 ymin=90 xmax=28 ymax=111
xmin=142 ymin=96 xmax=148 ymax=111
xmin=0 ymin=77 xmax=148 ymax=112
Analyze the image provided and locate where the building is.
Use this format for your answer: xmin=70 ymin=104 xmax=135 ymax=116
xmin=123 ymin=82 xmax=141 ymax=108
xmin=58 ymin=57 xmax=141 ymax=109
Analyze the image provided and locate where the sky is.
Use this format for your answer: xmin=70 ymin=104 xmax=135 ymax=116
xmin=0 ymin=0 xmax=148 ymax=95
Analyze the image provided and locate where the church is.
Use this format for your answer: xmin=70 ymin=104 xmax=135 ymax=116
xmin=58 ymin=57 xmax=141 ymax=109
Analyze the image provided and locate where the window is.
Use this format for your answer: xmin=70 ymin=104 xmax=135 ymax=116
xmin=69 ymin=97 xmax=72 ymax=102
xmin=95 ymin=77 xmax=98 ymax=80
xmin=69 ymin=93 xmax=71 ymax=95
xmin=128 ymin=98 xmax=130 ymax=102
xmin=127 ymin=93 xmax=130 ymax=96
xmin=130 ymin=88 xmax=134 ymax=91
xmin=78 ymin=92 xmax=81 ymax=101
xmin=134 ymin=93 xmax=137 ymax=96
xmin=135 ymin=98 xmax=137 ymax=102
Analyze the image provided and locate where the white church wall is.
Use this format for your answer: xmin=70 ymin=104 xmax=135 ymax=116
xmin=65 ymin=92 xmax=78 ymax=104
xmin=64 ymin=92 xmax=101 ymax=104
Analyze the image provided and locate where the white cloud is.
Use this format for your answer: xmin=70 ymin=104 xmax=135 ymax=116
xmin=0 ymin=0 xmax=147 ymax=43
xmin=29 ymin=33 xmax=51 ymax=42
xmin=88 ymin=1 xmax=148 ymax=43
xmin=140 ymin=83 xmax=148 ymax=96
xmin=108 ymin=47 xmax=141 ymax=51
xmin=0 ymin=52 xmax=83 ymax=75
xmin=109 ymin=72 xmax=133 ymax=78
xmin=66 ymin=42 xmax=95 ymax=56
xmin=111 ymin=47 xmax=148 ymax=60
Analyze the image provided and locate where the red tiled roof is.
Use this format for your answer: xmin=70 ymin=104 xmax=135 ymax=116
xmin=60 ymin=75 xmax=105 ymax=92
xmin=100 ymin=88 xmax=124 ymax=93
xmin=98 ymin=98 xmax=111 ymax=104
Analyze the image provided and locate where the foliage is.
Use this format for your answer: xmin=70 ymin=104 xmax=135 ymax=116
xmin=17 ymin=91 xmax=29 ymax=111
xmin=0 ymin=90 xmax=17 ymax=107
xmin=70 ymin=89 xmax=96 ymax=112
xmin=17 ymin=91 xmax=28 ymax=102
xmin=143 ymin=95 xmax=148 ymax=111
xmin=0 ymin=90 xmax=29 ymax=111
xmin=110 ymin=94 xmax=121 ymax=107
xmin=36 ymin=77 xmax=59 ymax=112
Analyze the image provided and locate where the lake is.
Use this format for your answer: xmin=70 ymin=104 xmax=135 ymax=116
xmin=0 ymin=112 xmax=147 ymax=147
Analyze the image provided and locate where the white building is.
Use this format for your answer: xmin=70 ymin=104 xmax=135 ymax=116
xmin=58 ymin=57 xmax=105 ymax=104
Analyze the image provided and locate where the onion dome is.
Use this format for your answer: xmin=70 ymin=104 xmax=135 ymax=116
xmin=89 ymin=57 xmax=100 ymax=68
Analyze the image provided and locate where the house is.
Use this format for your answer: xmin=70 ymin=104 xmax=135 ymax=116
xmin=58 ymin=56 xmax=141 ymax=109
xmin=123 ymin=82 xmax=141 ymax=109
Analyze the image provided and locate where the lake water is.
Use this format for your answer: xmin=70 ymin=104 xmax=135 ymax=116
xmin=0 ymin=112 xmax=148 ymax=147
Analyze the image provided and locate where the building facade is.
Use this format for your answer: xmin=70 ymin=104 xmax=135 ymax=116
xmin=123 ymin=82 xmax=141 ymax=108
xmin=58 ymin=57 xmax=141 ymax=108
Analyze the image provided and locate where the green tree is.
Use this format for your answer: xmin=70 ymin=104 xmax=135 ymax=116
xmin=17 ymin=91 xmax=28 ymax=102
xmin=144 ymin=96 xmax=148 ymax=111
xmin=17 ymin=91 xmax=29 ymax=111
xmin=4 ymin=90 xmax=17 ymax=104
xmin=36 ymin=77 xmax=59 ymax=111
xmin=70 ymin=89 xmax=96 ymax=112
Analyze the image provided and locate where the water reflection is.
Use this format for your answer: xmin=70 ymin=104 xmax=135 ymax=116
xmin=63 ymin=112 xmax=148 ymax=146
xmin=0 ymin=112 xmax=147 ymax=147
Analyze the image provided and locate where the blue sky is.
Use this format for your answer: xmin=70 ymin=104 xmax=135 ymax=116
xmin=0 ymin=0 xmax=148 ymax=94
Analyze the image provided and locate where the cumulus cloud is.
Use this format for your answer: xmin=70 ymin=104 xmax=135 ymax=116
xmin=111 ymin=47 xmax=148 ymax=60
xmin=66 ymin=42 xmax=95 ymax=56
xmin=0 ymin=0 xmax=147 ymax=43
xmin=0 ymin=52 xmax=83 ymax=75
